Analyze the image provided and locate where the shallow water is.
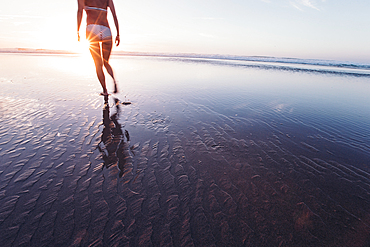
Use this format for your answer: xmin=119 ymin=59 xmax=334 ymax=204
xmin=0 ymin=53 xmax=370 ymax=246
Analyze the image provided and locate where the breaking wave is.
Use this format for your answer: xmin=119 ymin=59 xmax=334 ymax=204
xmin=115 ymin=52 xmax=370 ymax=77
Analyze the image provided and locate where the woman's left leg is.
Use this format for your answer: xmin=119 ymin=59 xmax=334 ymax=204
xmin=102 ymin=39 xmax=118 ymax=93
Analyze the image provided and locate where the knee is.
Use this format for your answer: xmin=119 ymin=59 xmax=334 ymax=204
xmin=95 ymin=63 xmax=104 ymax=72
xmin=103 ymin=60 xmax=110 ymax=68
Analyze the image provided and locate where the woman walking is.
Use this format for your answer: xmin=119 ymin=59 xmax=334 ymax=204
xmin=77 ymin=0 xmax=120 ymax=95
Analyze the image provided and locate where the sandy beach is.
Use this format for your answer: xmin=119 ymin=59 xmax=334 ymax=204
xmin=1 ymin=53 xmax=370 ymax=246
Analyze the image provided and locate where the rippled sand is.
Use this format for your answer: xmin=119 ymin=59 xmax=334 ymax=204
xmin=0 ymin=54 xmax=370 ymax=246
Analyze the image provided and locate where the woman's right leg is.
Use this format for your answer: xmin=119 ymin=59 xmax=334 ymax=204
xmin=89 ymin=41 xmax=107 ymax=95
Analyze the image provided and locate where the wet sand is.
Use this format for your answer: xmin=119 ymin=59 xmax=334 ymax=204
xmin=0 ymin=53 xmax=370 ymax=246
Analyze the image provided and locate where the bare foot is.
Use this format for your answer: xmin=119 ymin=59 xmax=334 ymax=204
xmin=100 ymin=92 xmax=110 ymax=96
xmin=113 ymin=82 xmax=118 ymax=94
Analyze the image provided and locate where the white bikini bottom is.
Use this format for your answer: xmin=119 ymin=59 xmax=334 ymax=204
xmin=86 ymin=24 xmax=112 ymax=41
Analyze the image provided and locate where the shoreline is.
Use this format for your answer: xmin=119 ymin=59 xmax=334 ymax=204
xmin=1 ymin=48 xmax=370 ymax=72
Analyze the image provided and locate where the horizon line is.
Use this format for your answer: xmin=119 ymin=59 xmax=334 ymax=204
xmin=1 ymin=48 xmax=369 ymax=69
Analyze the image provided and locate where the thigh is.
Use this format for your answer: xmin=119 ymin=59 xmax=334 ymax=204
xmin=101 ymin=39 xmax=113 ymax=62
xmin=89 ymin=41 xmax=103 ymax=66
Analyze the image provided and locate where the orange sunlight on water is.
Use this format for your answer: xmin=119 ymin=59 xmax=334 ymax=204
xmin=37 ymin=53 xmax=95 ymax=78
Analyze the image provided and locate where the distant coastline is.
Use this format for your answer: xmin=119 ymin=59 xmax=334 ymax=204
xmin=0 ymin=48 xmax=75 ymax=55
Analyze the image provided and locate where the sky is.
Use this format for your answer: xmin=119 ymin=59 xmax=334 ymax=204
xmin=1 ymin=0 xmax=370 ymax=62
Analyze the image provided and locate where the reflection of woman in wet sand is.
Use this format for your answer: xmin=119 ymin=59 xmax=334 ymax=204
xmin=98 ymin=97 xmax=130 ymax=177
xmin=77 ymin=0 xmax=120 ymax=96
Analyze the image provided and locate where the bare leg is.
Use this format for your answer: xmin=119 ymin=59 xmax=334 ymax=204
xmin=89 ymin=41 xmax=108 ymax=95
xmin=102 ymin=39 xmax=118 ymax=93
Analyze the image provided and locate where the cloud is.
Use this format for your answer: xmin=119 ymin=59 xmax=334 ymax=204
xmin=290 ymin=2 xmax=303 ymax=11
xmin=259 ymin=0 xmax=323 ymax=11
xmin=301 ymin=0 xmax=320 ymax=10
xmin=290 ymin=0 xmax=321 ymax=11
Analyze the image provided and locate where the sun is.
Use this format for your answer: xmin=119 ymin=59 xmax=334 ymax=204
xmin=34 ymin=29 xmax=89 ymax=57
xmin=74 ymin=36 xmax=92 ymax=56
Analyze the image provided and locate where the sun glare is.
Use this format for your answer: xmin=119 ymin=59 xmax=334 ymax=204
xmin=75 ymin=37 xmax=92 ymax=56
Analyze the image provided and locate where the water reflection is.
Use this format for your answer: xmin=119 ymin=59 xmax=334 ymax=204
xmin=98 ymin=96 xmax=131 ymax=177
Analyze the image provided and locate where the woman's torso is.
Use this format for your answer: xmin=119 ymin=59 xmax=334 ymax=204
xmin=84 ymin=0 xmax=109 ymax=27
